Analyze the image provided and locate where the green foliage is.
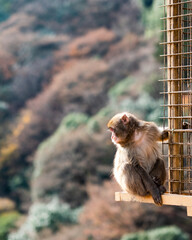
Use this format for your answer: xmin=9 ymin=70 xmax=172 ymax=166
xmin=142 ymin=0 xmax=153 ymax=8
xmin=62 ymin=112 xmax=89 ymax=130
xmin=96 ymin=106 xmax=115 ymax=118
xmin=108 ymin=77 xmax=134 ymax=99
xmin=0 ymin=101 xmax=9 ymax=120
xmin=0 ymin=0 xmax=12 ymax=22
xmin=33 ymin=112 xmax=89 ymax=179
xmin=139 ymin=0 xmax=164 ymax=37
xmin=9 ymin=168 xmax=29 ymax=192
xmin=121 ymin=226 xmax=189 ymax=240
xmin=0 ymin=85 xmax=15 ymax=103
xmin=41 ymin=0 xmax=86 ymax=22
xmin=8 ymin=197 xmax=81 ymax=240
xmin=120 ymin=93 xmax=164 ymax=124
xmin=97 ymin=80 xmax=165 ymax=123
xmin=154 ymin=31 xmax=166 ymax=63
xmin=142 ymin=74 xmax=163 ymax=99
xmin=0 ymin=0 xmax=35 ymax=22
xmin=0 ymin=211 xmax=19 ymax=240
xmin=87 ymin=119 xmax=100 ymax=133
xmin=59 ymin=0 xmax=86 ymax=20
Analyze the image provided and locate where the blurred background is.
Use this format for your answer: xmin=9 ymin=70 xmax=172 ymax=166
xmin=0 ymin=0 xmax=192 ymax=239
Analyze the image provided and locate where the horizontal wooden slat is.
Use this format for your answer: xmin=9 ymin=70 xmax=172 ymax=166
xmin=115 ymin=192 xmax=192 ymax=207
xmin=187 ymin=207 xmax=192 ymax=216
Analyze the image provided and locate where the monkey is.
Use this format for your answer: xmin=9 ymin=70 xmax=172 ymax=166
xmin=107 ymin=112 xmax=169 ymax=206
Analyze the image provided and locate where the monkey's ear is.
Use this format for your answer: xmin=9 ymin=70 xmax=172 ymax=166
xmin=121 ymin=114 xmax=129 ymax=125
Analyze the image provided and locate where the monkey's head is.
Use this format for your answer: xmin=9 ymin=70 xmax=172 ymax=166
xmin=107 ymin=112 xmax=139 ymax=146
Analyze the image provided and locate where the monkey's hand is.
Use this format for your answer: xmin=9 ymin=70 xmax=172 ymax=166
xmin=161 ymin=130 xmax=169 ymax=141
xmin=150 ymin=187 xmax=162 ymax=206
xmin=134 ymin=163 xmax=162 ymax=206
xmin=156 ymin=127 xmax=169 ymax=142
xmin=159 ymin=122 xmax=191 ymax=141
xmin=182 ymin=122 xmax=191 ymax=129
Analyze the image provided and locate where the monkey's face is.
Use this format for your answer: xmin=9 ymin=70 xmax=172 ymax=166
xmin=107 ymin=112 xmax=138 ymax=146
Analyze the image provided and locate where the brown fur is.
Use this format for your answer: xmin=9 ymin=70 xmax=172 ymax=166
xmin=108 ymin=112 xmax=167 ymax=206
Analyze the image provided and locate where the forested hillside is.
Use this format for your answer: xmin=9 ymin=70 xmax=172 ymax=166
xmin=0 ymin=0 xmax=192 ymax=240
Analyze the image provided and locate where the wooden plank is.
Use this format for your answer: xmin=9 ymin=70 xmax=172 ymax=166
xmin=187 ymin=207 xmax=192 ymax=216
xmin=115 ymin=192 xmax=192 ymax=207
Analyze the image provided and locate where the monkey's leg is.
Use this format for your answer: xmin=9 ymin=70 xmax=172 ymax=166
xmin=149 ymin=158 xmax=166 ymax=194
xmin=124 ymin=164 xmax=148 ymax=197
xmin=134 ymin=163 xmax=162 ymax=206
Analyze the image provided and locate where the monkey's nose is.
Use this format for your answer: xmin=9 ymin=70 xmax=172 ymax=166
xmin=108 ymin=127 xmax=114 ymax=132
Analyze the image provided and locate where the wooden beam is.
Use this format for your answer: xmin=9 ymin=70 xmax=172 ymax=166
xmin=115 ymin=192 xmax=192 ymax=216
xmin=167 ymin=0 xmax=184 ymax=194
xmin=187 ymin=207 xmax=192 ymax=217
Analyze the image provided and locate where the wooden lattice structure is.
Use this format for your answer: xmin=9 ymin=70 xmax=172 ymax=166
xmin=116 ymin=0 xmax=192 ymax=216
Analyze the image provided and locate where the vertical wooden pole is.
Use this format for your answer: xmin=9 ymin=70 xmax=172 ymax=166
xmin=166 ymin=0 xmax=183 ymax=194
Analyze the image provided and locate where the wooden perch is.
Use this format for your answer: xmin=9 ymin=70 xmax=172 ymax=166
xmin=115 ymin=192 xmax=192 ymax=217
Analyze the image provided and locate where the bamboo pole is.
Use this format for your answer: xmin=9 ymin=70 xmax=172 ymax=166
xmin=167 ymin=0 xmax=183 ymax=193
xmin=167 ymin=0 xmax=184 ymax=194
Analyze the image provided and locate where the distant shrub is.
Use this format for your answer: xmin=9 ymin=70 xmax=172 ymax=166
xmin=11 ymin=58 xmax=53 ymax=108
xmin=62 ymin=112 xmax=89 ymax=130
xmin=8 ymin=197 xmax=81 ymax=240
xmin=96 ymin=106 xmax=114 ymax=118
xmin=0 ymin=0 xmax=12 ymax=22
xmin=0 ymin=85 xmax=15 ymax=104
xmin=9 ymin=169 xmax=29 ymax=192
xmin=95 ymin=92 xmax=164 ymax=125
xmin=142 ymin=74 xmax=163 ymax=99
xmin=108 ymin=77 xmax=134 ymax=99
xmin=142 ymin=0 xmax=153 ymax=8
xmin=0 ymin=101 xmax=9 ymax=111
xmin=154 ymin=31 xmax=165 ymax=63
xmin=0 ymin=211 xmax=19 ymax=240
xmin=140 ymin=0 xmax=164 ymax=37
xmin=147 ymin=106 xmax=167 ymax=124
xmin=31 ymin=112 xmax=89 ymax=178
xmin=37 ymin=0 xmax=86 ymax=22
xmin=121 ymin=226 xmax=189 ymax=240
xmin=87 ymin=119 xmax=100 ymax=133
xmin=0 ymin=0 xmax=33 ymax=21
xmin=120 ymin=93 xmax=164 ymax=124
xmin=0 ymin=101 xmax=9 ymax=120
xmin=0 ymin=143 xmax=19 ymax=165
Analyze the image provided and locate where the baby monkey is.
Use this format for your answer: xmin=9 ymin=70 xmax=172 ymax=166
xmin=107 ymin=112 xmax=168 ymax=206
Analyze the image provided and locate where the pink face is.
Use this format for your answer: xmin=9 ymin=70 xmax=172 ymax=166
xmin=108 ymin=127 xmax=120 ymax=144
xmin=107 ymin=113 xmax=131 ymax=145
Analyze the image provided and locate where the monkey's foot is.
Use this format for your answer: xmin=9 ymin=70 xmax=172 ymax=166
xmin=159 ymin=185 xmax=166 ymax=194
xmin=152 ymin=189 xmax=162 ymax=206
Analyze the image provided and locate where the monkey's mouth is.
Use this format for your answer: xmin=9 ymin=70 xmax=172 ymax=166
xmin=109 ymin=128 xmax=120 ymax=143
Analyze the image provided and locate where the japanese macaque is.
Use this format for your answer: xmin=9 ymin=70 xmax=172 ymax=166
xmin=107 ymin=112 xmax=168 ymax=206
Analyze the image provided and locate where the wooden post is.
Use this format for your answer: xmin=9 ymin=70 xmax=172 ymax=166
xmin=166 ymin=0 xmax=184 ymax=194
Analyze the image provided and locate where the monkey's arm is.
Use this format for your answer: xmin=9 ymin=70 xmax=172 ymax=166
xmin=183 ymin=122 xmax=191 ymax=129
xmin=134 ymin=162 xmax=162 ymax=205
xmin=158 ymin=129 xmax=169 ymax=141
xmin=157 ymin=122 xmax=191 ymax=141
